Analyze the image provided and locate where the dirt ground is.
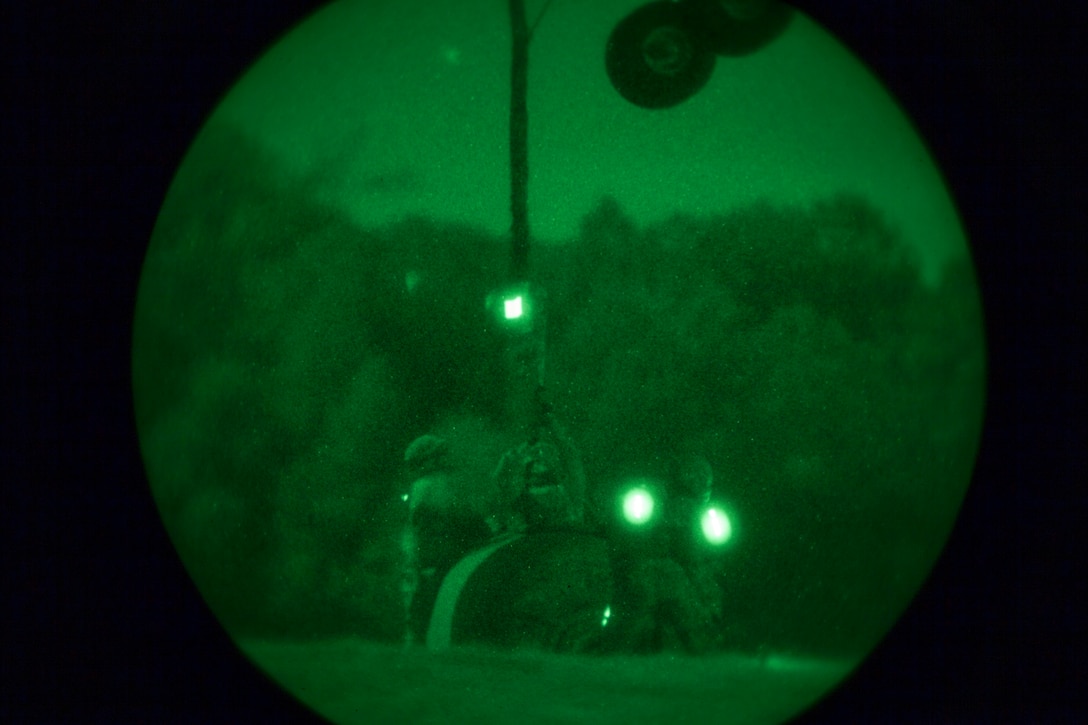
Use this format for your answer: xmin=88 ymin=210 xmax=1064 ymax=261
xmin=239 ymin=637 xmax=855 ymax=725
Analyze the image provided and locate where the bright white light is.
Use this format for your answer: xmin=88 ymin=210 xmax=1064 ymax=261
xmin=701 ymin=506 xmax=732 ymax=544
xmin=504 ymin=295 xmax=524 ymax=320
xmin=601 ymin=605 xmax=611 ymax=627
xmin=622 ymin=486 xmax=655 ymax=525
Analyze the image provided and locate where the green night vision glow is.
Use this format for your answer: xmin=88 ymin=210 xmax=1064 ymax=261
xmin=132 ymin=0 xmax=986 ymax=723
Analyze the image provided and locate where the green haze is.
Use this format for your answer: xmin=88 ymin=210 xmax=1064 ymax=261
xmin=133 ymin=2 xmax=985 ymax=721
xmin=134 ymin=120 xmax=984 ymax=654
xmin=212 ymin=0 xmax=967 ymax=284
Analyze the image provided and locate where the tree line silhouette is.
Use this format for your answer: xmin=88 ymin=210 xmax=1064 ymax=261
xmin=133 ymin=122 xmax=984 ymax=654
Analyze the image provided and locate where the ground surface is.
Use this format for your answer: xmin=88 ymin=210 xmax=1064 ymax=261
xmin=239 ymin=637 xmax=855 ymax=725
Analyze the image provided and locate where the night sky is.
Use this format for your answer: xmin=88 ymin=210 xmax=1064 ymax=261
xmin=207 ymin=0 xmax=966 ymax=285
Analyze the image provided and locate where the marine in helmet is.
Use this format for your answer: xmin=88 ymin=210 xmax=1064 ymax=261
xmin=489 ymin=406 xmax=586 ymax=534
xmin=400 ymin=434 xmax=492 ymax=645
xmin=594 ymin=454 xmax=724 ymax=655
xmin=664 ymin=453 xmax=726 ymax=647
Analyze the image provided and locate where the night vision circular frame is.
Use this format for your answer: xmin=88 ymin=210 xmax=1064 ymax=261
xmin=132 ymin=1 xmax=986 ymax=723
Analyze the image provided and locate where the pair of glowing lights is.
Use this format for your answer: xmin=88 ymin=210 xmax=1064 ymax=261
xmin=601 ymin=485 xmax=731 ymax=629
xmin=621 ymin=484 xmax=734 ymax=545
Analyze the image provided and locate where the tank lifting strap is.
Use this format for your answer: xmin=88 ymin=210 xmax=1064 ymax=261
xmin=426 ymin=532 xmax=524 ymax=650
